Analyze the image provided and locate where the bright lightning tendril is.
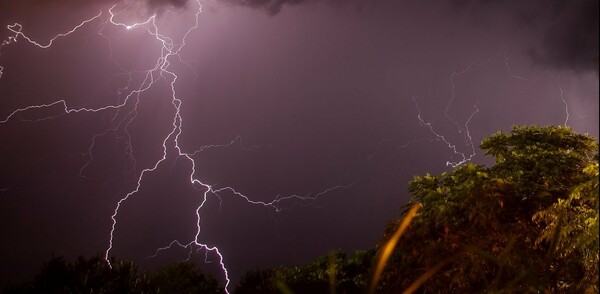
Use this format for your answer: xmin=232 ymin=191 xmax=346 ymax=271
xmin=0 ymin=2 xmax=351 ymax=292
xmin=371 ymin=48 xmax=571 ymax=168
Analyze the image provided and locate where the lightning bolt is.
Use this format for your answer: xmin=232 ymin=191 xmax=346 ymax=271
xmin=443 ymin=58 xmax=490 ymax=133
xmin=549 ymin=73 xmax=571 ymax=128
xmin=190 ymin=135 xmax=273 ymax=155
xmin=502 ymin=49 xmax=572 ymax=127
xmin=378 ymin=60 xmax=486 ymax=168
xmin=502 ymin=48 xmax=549 ymax=82
xmin=412 ymin=96 xmax=480 ymax=168
xmin=2 ymin=11 xmax=104 ymax=49
xmin=369 ymin=59 xmax=488 ymax=167
xmin=400 ymin=48 xmax=572 ymax=168
xmin=0 ymin=2 xmax=352 ymax=292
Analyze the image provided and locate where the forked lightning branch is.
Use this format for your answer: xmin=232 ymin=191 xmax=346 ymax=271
xmin=0 ymin=2 xmax=351 ymax=292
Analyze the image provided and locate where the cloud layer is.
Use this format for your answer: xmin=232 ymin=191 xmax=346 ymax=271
xmin=454 ymin=0 xmax=598 ymax=72
xmin=218 ymin=0 xmax=599 ymax=73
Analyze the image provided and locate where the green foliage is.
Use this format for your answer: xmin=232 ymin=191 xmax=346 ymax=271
xmin=5 ymin=255 xmax=224 ymax=294
xmin=148 ymin=262 xmax=224 ymax=294
xmin=235 ymin=250 xmax=375 ymax=294
xmin=380 ymin=125 xmax=599 ymax=293
xmin=235 ymin=268 xmax=277 ymax=294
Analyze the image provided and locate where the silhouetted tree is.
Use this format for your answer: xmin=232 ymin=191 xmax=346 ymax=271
xmin=148 ymin=261 xmax=224 ymax=294
xmin=4 ymin=255 xmax=224 ymax=294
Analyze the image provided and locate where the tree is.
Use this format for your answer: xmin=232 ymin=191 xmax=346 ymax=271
xmin=4 ymin=255 xmax=148 ymax=293
xmin=148 ymin=261 xmax=224 ymax=294
xmin=379 ymin=125 xmax=598 ymax=293
xmin=4 ymin=255 xmax=224 ymax=293
xmin=235 ymin=250 xmax=375 ymax=294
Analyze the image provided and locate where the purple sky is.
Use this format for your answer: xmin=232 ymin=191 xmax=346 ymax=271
xmin=0 ymin=0 xmax=598 ymax=290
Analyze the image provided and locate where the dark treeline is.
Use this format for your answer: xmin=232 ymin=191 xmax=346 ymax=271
xmin=4 ymin=255 xmax=224 ymax=293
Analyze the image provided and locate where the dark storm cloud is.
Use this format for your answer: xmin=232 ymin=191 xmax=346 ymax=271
xmin=0 ymin=0 xmax=190 ymax=11
xmin=528 ymin=0 xmax=599 ymax=73
xmin=218 ymin=0 xmax=367 ymax=15
xmin=218 ymin=0 xmax=318 ymax=15
xmin=219 ymin=0 xmax=598 ymax=72
xmin=14 ymin=0 xmax=119 ymax=7
xmin=24 ymin=0 xmax=187 ymax=5
xmin=148 ymin=0 xmax=188 ymax=6
xmin=0 ymin=0 xmax=193 ymax=25
xmin=146 ymin=0 xmax=190 ymax=10
xmin=456 ymin=0 xmax=599 ymax=72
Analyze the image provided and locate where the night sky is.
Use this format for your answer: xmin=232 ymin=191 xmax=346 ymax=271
xmin=0 ymin=0 xmax=598 ymax=290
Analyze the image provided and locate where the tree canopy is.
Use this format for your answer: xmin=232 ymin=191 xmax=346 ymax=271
xmin=380 ymin=125 xmax=598 ymax=293
xmin=235 ymin=250 xmax=375 ymax=294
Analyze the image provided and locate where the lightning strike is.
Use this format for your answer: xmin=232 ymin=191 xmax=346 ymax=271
xmin=558 ymin=84 xmax=570 ymax=127
xmin=371 ymin=56 xmax=489 ymax=168
xmin=401 ymin=49 xmax=571 ymax=169
xmin=0 ymin=2 xmax=352 ymax=292
xmin=3 ymin=11 xmax=104 ymax=49
xmin=190 ymin=135 xmax=273 ymax=155
xmin=444 ymin=58 xmax=491 ymax=133
xmin=502 ymin=48 xmax=549 ymax=82
xmin=412 ymin=96 xmax=479 ymax=167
